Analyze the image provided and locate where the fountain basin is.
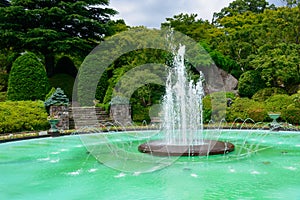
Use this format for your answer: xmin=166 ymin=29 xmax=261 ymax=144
xmin=138 ymin=140 xmax=234 ymax=156
xmin=1 ymin=130 xmax=300 ymax=199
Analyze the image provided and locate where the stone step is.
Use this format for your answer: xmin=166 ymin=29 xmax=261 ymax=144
xmin=68 ymin=106 xmax=111 ymax=129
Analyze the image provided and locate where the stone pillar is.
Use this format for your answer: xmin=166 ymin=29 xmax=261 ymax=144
xmin=50 ymin=105 xmax=69 ymax=130
xmin=110 ymin=104 xmax=131 ymax=125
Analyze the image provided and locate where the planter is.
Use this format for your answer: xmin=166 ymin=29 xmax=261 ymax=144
xmin=268 ymin=113 xmax=281 ymax=129
xmin=48 ymin=119 xmax=60 ymax=136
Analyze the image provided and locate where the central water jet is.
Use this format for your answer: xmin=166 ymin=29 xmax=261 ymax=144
xmin=138 ymin=45 xmax=234 ymax=156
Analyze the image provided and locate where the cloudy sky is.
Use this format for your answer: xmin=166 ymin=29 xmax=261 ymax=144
xmin=109 ymin=0 xmax=285 ymax=28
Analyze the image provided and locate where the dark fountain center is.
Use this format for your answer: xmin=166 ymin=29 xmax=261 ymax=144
xmin=138 ymin=140 xmax=235 ymax=156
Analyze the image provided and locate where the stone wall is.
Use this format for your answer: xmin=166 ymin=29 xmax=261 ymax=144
xmin=50 ymin=105 xmax=69 ymax=130
xmin=110 ymin=104 xmax=131 ymax=125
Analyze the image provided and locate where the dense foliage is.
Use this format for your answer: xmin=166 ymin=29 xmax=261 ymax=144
xmin=0 ymin=0 xmax=117 ymax=76
xmin=54 ymin=56 xmax=78 ymax=78
xmin=0 ymin=101 xmax=49 ymax=133
xmin=225 ymin=92 xmax=300 ymax=124
xmin=163 ymin=1 xmax=300 ymax=92
xmin=7 ymin=52 xmax=50 ymax=101
xmin=49 ymin=73 xmax=75 ymax=100
xmin=212 ymin=0 xmax=275 ymax=24
xmin=0 ymin=0 xmax=300 ymax=128
xmin=252 ymin=87 xmax=287 ymax=101
xmin=238 ymin=70 xmax=265 ymax=98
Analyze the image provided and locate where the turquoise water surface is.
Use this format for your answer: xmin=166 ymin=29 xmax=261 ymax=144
xmin=0 ymin=130 xmax=300 ymax=200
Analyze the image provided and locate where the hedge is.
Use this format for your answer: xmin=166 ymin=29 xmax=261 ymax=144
xmin=252 ymin=87 xmax=287 ymax=102
xmin=7 ymin=52 xmax=50 ymax=101
xmin=0 ymin=101 xmax=49 ymax=133
xmin=225 ymin=94 xmax=300 ymax=125
xmin=265 ymin=94 xmax=293 ymax=113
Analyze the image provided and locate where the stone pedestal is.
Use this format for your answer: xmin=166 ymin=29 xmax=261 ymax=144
xmin=50 ymin=105 xmax=69 ymax=130
xmin=110 ymin=104 xmax=131 ymax=126
xmin=48 ymin=119 xmax=60 ymax=136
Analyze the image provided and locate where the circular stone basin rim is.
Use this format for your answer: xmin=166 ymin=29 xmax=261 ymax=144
xmin=138 ymin=140 xmax=235 ymax=156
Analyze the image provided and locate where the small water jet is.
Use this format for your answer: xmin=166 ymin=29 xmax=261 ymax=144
xmin=138 ymin=45 xmax=234 ymax=156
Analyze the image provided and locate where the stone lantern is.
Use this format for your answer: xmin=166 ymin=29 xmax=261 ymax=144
xmin=44 ymin=88 xmax=69 ymax=134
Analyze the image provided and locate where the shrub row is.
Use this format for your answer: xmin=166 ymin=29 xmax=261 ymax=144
xmin=225 ymin=93 xmax=300 ymax=125
xmin=7 ymin=52 xmax=50 ymax=101
xmin=0 ymin=101 xmax=49 ymax=134
xmin=202 ymin=90 xmax=300 ymax=125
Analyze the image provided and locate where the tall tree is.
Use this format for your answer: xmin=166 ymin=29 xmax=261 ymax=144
xmin=161 ymin=13 xmax=215 ymax=42
xmin=280 ymin=0 xmax=300 ymax=7
xmin=0 ymin=0 xmax=10 ymax=7
xmin=249 ymin=43 xmax=300 ymax=89
xmin=211 ymin=6 xmax=300 ymax=70
xmin=0 ymin=0 xmax=117 ymax=76
xmin=212 ymin=0 xmax=275 ymax=25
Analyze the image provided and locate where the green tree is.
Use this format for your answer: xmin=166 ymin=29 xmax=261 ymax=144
xmin=252 ymin=87 xmax=287 ymax=101
xmin=213 ymin=0 xmax=275 ymax=25
xmin=238 ymin=70 xmax=266 ymax=97
xmin=0 ymin=0 xmax=117 ymax=76
xmin=281 ymin=0 xmax=300 ymax=7
xmin=200 ymin=42 xmax=242 ymax=78
xmin=107 ymin=19 xmax=129 ymax=35
xmin=0 ymin=0 xmax=10 ymax=7
xmin=7 ymin=52 xmax=50 ymax=101
xmin=249 ymin=43 xmax=300 ymax=88
xmin=161 ymin=13 xmax=215 ymax=42
xmin=211 ymin=6 xmax=299 ymax=83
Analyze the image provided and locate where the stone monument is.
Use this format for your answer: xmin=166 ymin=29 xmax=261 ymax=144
xmin=44 ymin=88 xmax=69 ymax=131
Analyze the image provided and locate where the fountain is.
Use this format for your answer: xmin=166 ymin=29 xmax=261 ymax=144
xmin=2 ymin=28 xmax=298 ymax=199
xmin=138 ymin=45 xmax=234 ymax=156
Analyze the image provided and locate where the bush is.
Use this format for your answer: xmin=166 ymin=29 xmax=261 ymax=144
xmin=265 ymin=94 xmax=293 ymax=113
xmin=0 ymin=71 xmax=8 ymax=91
xmin=226 ymin=98 xmax=250 ymax=121
xmin=95 ymin=103 xmax=110 ymax=113
xmin=225 ymin=94 xmax=299 ymax=125
xmin=281 ymin=106 xmax=300 ymax=125
xmin=252 ymin=87 xmax=287 ymax=102
xmin=246 ymin=102 xmax=268 ymax=122
xmin=226 ymin=98 xmax=268 ymax=122
xmin=0 ymin=101 xmax=49 ymax=133
xmin=265 ymin=94 xmax=299 ymax=124
xmin=0 ymin=92 xmax=6 ymax=102
xmin=202 ymin=92 xmax=237 ymax=123
xmin=291 ymin=92 xmax=300 ymax=108
xmin=238 ymin=70 xmax=266 ymax=98
xmin=131 ymin=103 xmax=150 ymax=123
xmin=7 ymin=52 xmax=50 ymax=101
xmin=45 ymin=87 xmax=56 ymax=101
xmin=203 ymin=95 xmax=212 ymax=123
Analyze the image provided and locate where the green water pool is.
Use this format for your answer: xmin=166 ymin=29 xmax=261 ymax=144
xmin=0 ymin=130 xmax=300 ymax=200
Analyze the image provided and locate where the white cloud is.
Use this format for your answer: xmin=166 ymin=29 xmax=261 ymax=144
xmin=109 ymin=0 xmax=284 ymax=28
xmin=110 ymin=0 xmax=234 ymax=28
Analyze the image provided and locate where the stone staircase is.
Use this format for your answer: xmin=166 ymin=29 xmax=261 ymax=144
xmin=69 ymin=107 xmax=111 ymax=129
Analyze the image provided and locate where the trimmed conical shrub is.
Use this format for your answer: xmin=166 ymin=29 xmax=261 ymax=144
xmin=7 ymin=52 xmax=50 ymax=101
